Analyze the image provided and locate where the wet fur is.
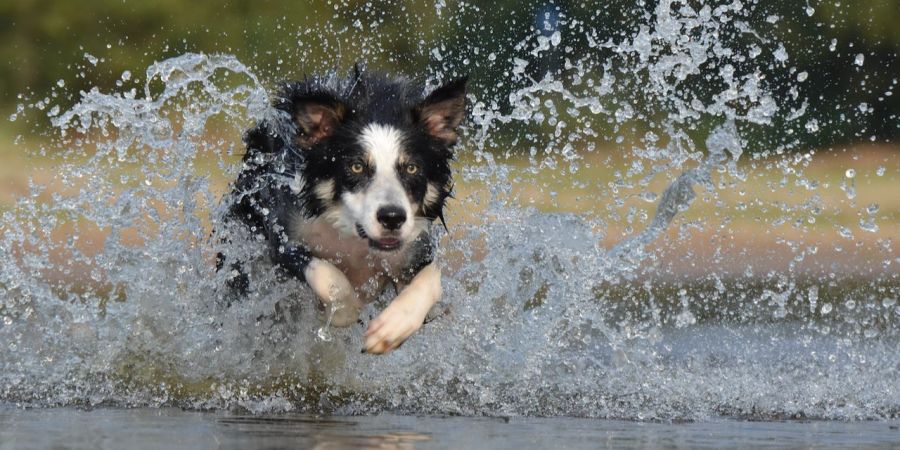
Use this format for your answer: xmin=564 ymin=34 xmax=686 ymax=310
xmin=216 ymin=68 xmax=466 ymax=353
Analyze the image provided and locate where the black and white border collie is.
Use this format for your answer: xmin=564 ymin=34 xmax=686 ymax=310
xmin=217 ymin=68 xmax=467 ymax=354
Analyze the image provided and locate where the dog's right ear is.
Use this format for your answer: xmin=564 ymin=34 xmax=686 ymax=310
xmin=290 ymin=93 xmax=349 ymax=149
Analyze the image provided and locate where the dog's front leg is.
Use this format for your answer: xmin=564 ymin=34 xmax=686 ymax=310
xmin=303 ymin=258 xmax=363 ymax=327
xmin=363 ymin=263 xmax=441 ymax=354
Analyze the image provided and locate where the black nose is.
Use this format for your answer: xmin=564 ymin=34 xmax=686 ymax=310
xmin=376 ymin=206 xmax=406 ymax=231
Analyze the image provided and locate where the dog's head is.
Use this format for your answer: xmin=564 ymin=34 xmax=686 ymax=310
xmin=277 ymin=72 xmax=467 ymax=252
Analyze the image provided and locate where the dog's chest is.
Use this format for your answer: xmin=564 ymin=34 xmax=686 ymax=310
xmin=290 ymin=216 xmax=408 ymax=297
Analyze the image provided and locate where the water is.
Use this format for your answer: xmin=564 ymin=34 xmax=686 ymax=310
xmin=1 ymin=0 xmax=897 ymax=428
xmin=2 ymin=406 xmax=899 ymax=449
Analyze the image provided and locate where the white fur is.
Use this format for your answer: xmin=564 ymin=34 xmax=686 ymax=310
xmin=303 ymin=258 xmax=361 ymax=327
xmin=339 ymin=124 xmax=417 ymax=243
xmin=363 ymin=262 xmax=442 ymax=353
xmin=361 ymin=123 xmax=404 ymax=171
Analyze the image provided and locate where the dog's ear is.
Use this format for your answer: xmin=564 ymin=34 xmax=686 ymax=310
xmin=416 ymin=76 xmax=468 ymax=145
xmin=291 ymin=93 xmax=348 ymax=149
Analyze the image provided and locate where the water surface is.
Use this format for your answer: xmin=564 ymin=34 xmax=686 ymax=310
xmin=2 ymin=405 xmax=898 ymax=449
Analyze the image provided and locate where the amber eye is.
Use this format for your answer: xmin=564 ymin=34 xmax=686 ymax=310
xmin=350 ymin=162 xmax=365 ymax=174
xmin=405 ymin=164 xmax=419 ymax=175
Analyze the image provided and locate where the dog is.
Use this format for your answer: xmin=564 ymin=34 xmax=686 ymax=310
xmin=216 ymin=67 xmax=467 ymax=354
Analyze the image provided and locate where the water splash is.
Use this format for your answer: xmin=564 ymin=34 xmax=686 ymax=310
xmin=1 ymin=1 xmax=897 ymax=421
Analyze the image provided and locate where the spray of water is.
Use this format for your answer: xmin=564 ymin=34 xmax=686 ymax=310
xmin=1 ymin=1 xmax=896 ymax=420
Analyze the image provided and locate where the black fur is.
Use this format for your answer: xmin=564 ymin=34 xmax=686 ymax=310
xmin=216 ymin=69 xmax=466 ymax=292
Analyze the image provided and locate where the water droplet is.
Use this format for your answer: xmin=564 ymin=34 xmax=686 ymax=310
xmin=859 ymin=218 xmax=879 ymax=233
xmin=550 ymin=31 xmax=561 ymax=47
xmin=511 ymin=58 xmax=528 ymax=75
xmin=875 ymin=166 xmax=885 ymax=176
xmin=797 ymin=71 xmax=808 ymax=82
xmin=821 ymin=303 xmax=833 ymax=314
xmin=854 ymin=53 xmax=864 ymax=66
xmin=805 ymin=119 xmax=819 ymax=133
xmin=675 ymin=309 xmax=696 ymax=328
xmin=316 ymin=326 xmax=333 ymax=342
xmin=774 ymin=44 xmax=789 ymax=62
xmin=844 ymin=169 xmax=855 ymax=179
xmin=838 ymin=226 xmax=853 ymax=239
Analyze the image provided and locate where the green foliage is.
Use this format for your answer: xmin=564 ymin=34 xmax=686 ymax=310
xmin=1 ymin=0 xmax=897 ymax=150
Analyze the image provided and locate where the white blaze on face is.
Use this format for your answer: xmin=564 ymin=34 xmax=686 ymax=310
xmin=340 ymin=123 xmax=416 ymax=241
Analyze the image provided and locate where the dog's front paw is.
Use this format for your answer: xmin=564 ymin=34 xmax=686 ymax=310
xmin=363 ymin=296 xmax=428 ymax=354
xmin=304 ymin=259 xmax=361 ymax=327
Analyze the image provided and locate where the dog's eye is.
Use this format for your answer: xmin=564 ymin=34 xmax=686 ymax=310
xmin=405 ymin=164 xmax=419 ymax=175
xmin=350 ymin=162 xmax=365 ymax=174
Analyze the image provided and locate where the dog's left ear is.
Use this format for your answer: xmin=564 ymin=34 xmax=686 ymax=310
xmin=416 ymin=76 xmax=468 ymax=145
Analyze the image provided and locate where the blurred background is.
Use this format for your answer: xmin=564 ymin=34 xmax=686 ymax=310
xmin=0 ymin=0 xmax=897 ymax=278
xmin=2 ymin=0 xmax=897 ymax=143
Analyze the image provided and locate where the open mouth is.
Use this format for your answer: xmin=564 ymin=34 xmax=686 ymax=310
xmin=356 ymin=224 xmax=403 ymax=251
